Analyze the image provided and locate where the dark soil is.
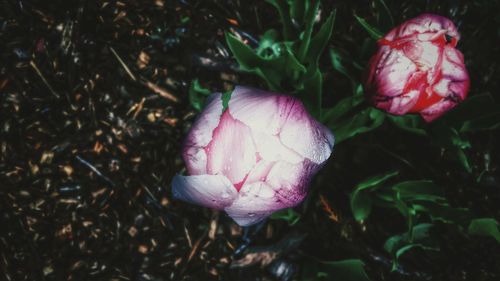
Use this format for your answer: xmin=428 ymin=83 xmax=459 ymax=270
xmin=1 ymin=0 xmax=499 ymax=281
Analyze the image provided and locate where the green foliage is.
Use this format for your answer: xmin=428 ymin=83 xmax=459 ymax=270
xmin=300 ymin=259 xmax=372 ymax=281
xmin=270 ymin=208 xmax=301 ymax=225
xmin=350 ymin=170 xmax=399 ymax=221
xmin=225 ymin=1 xmax=336 ymax=118
xmin=354 ymin=15 xmax=383 ymax=40
xmin=468 ymin=218 xmax=500 ymax=243
xmin=188 ymin=79 xmax=211 ymax=111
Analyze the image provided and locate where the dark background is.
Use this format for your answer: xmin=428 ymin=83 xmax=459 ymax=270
xmin=1 ymin=0 xmax=499 ymax=280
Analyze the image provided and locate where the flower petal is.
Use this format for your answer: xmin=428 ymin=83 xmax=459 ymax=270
xmin=206 ymin=111 xmax=256 ymax=185
xmin=279 ymin=101 xmax=334 ymax=164
xmin=225 ymin=181 xmax=280 ymax=226
xmin=251 ymin=130 xmax=303 ymax=164
xmin=171 ymin=174 xmax=237 ymax=210
xmin=265 ymin=159 xmax=319 ymax=207
xmin=183 ymin=93 xmax=223 ymax=175
xmin=228 ymin=86 xmax=295 ymax=136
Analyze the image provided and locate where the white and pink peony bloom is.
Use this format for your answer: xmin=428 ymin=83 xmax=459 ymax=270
xmin=365 ymin=13 xmax=470 ymax=122
xmin=171 ymin=86 xmax=334 ymax=226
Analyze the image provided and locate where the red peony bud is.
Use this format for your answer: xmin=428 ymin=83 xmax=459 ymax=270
xmin=365 ymin=13 xmax=470 ymax=122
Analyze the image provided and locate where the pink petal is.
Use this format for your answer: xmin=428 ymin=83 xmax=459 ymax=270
xmin=228 ymin=86 xmax=295 ymax=136
xmin=206 ymin=111 xmax=256 ymax=185
xmin=244 ymin=159 xmax=276 ymax=185
xmin=279 ymin=101 xmax=334 ymax=164
xmin=265 ymin=159 xmax=319 ymax=207
xmin=224 ymin=181 xmax=280 ymax=226
xmin=372 ymin=49 xmax=417 ymax=98
xmin=183 ymin=93 xmax=223 ymax=175
xmin=251 ymin=130 xmax=303 ymax=164
xmin=394 ymin=13 xmax=459 ymax=40
xmin=171 ymin=174 xmax=237 ymax=210
xmin=420 ymin=98 xmax=458 ymax=122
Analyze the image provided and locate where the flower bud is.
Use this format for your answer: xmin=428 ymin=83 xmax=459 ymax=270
xmin=365 ymin=13 xmax=470 ymax=122
xmin=172 ymin=86 xmax=334 ymax=226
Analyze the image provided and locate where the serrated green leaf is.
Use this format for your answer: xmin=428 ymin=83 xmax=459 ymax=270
xmin=468 ymin=218 xmax=500 ymax=243
xmin=354 ymin=15 xmax=383 ymax=40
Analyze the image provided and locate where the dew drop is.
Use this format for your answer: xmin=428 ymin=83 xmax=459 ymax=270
xmin=247 ymin=213 xmax=255 ymax=217
xmin=221 ymin=192 xmax=230 ymax=199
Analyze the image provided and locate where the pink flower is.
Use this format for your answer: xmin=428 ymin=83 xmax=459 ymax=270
xmin=171 ymin=86 xmax=334 ymax=226
xmin=364 ymin=13 xmax=470 ymax=122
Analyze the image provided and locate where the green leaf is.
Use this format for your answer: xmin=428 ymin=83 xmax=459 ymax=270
xmin=354 ymin=15 xmax=383 ymax=40
xmin=304 ymin=10 xmax=336 ymax=69
xmin=256 ymin=29 xmax=280 ymax=58
xmin=355 ymin=170 xmax=399 ymax=191
xmin=468 ymin=218 xmax=500 ymax=243
xmin=225 ymin=32 xmax=306 ymax=91
xmin=266 ymin=0 xmax=294 ymax=40
xmin=331 ymin=107 xmax=385 ymax=143
xmin=383 ymin=223 xmax=439 ymax=270
xmin=374 ymin=0 xmax=394 ymax=31
xmin=270 ymin=208 xmax=301 ymax=225
xmin=388 ymin=115 xmax=427 ymax=136
xmin=351 ymin=190 xmax=373 ymax=221
xmin=350 ymin=171 xmax=399 ymax=221
xmin=392 ymin=180 xmax=445 ymax=203
xmin=299 ymin=68 xmax=323 ymax=118
xmin=322 ymin=92 xmax=364 ymax=124
xmin=329 ymin=48 xmax=357 ymax=89
xmin=384 ymin=223 xmax=434 ymax=254
xmin=435 ymin=94 xmax=499 ymax=129
xmin=456 ymin=147 xmax=472 ymax=173
xmin=413 ymin=201 xmax=471 ymax=224
xmin=297 ymin=0 xmax=320 ymax=61
xmin=321 ymin=259 xmax=372 ymax=281
xmin=290 ymin=0 xmax=306 ymax=24
xmin=188 ymin=79 xmax=211 ymax=111
xmin=461 ymin=112 xmax=500 ymax=132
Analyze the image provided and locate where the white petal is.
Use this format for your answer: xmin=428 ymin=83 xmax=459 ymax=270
xmin=206 ymin=111 xmax=256 ymax=186
xmin=265 ymin=159 xmax=319 ymax=207
xmin=183 ymin=146 xmax=207 ymax=175
xmin=184 ymin=93 xmax=223 ymax=148
xmin=182 ymin=93 xmax=223 ymax=175
xmin=171 ymin=174 xmax=237 ymax=210
xmin=228 ymin=86 xmax=294 ymax=135
xmin=252 ymin=131 xmax=303 ymax=164
xmin=225 ymin=181 xmax=281 ymax=226
xmin=279 ymin=101 xmax=334 ymax=164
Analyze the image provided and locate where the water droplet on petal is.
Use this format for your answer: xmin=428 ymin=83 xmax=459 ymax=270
xmin=247 ymin=213 xmax=255 ymax=217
